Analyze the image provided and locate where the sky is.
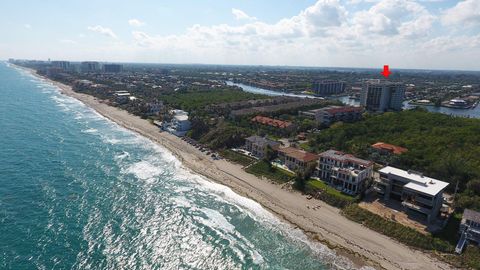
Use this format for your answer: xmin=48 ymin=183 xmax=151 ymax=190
xmin=1 ymin=0 xmax=479 ymax=70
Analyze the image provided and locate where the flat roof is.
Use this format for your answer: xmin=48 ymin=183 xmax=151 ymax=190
xmin=379 ymin=166 xmax=449 ymax=196
xmin=174 ymin=115 xmax=189 ymax=121
xmin=463 ymin=209 xmax=480 ymax=224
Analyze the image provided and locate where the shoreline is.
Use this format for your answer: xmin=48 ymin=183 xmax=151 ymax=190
xmin=17 ymin=65 xmax=453 ymax=270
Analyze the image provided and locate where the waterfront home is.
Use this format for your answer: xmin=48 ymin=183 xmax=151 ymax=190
xmin=165 ymin=110 xmax=191 ymax=136
xmin=456 ymin=209 xmax=480 ymax=254
xmin=277 ymin=147 xmax=318 ymax=172
xmin=145 ymin=101 xmax=164 ymax=116
xmin=375 ymin=166 xmax=449 ymax=223
xmin=114 ymin=91 xmax=131 ymax=104
xmin=317 ymin=150 xmax=373 ymax=195
xmin=244 ymin=136 xmax=280 ymax=159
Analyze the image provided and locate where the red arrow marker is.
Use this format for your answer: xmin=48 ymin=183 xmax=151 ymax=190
xmin=381 ymin=65 xmax=391 ymax=78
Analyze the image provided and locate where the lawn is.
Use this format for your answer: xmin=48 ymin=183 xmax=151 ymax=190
xmin=219 ymin=149 xmax=256 ymax=167
xmin=245 ymin=160 xmax=294 ymax=183
xmin=306 ymin=179 xmax=356 ymax=203
xmin=305 ymin=179 xmax=356 ymax=208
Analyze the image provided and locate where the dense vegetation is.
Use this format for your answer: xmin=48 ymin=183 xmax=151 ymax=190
xmin=343 ymin=205 xmax=480 ymax=269
xmin=309 ymin=109 xmax=480 ymax=210
xmin=219 ymin=149 xmax=255 ymax=167
xmin=342 ymin=204 xmax=453 ymax=252
xmin=306 ymin=180 xmax=356 ymax=208
xmin=159 ymin=88 xmax=266 ymax=111
xmin=198 ymin=122 xmax=252 ymax=150
xmin=245 ymin=161 xmax=294 ymax=183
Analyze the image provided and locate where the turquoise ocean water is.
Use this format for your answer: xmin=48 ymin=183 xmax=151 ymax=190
xmin=0 ymin=62 xmax=354 ymax=269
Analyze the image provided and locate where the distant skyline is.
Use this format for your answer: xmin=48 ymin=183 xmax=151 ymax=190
xmin=1 ymin=0 xmax=479 ymax=70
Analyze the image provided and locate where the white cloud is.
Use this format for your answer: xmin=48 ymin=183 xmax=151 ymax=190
xmin=352 ymin=0 xmax=435 ymax=38
xmin=128 ymin=19 xmax=146 ymax=27
xmin=24 ymin=24 xmax=31 ymax=29
xmin=76 ymin=0 xmax=478 ymax=69
xmin=232 ymin=8 xmax=257 ymax=21
xmin=87 ymin=25 xmax=118 ymax=39
xmin=59 ymin=39 xmax=77 ymax=44
xmin=442 ymin=0 xmax=480 ymax=26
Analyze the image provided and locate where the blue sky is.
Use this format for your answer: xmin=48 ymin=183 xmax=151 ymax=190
xmin=1 ymin=0 xmax=479 ymax=70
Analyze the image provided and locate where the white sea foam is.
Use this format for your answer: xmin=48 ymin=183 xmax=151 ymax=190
xmin=81 ymin=128 xmax=98 ymax=134
xmin=19 ymin=68 xmax=358 ymax=269
xmin=170 ymin=196 xmax=193 ymax=209
xmin=114 ymin=151 xmax=130 ymax=161
xmin=198 ymin=208 xmax=235 ymax=233
xmin=122 ymin=160 xmax=165 ymax=181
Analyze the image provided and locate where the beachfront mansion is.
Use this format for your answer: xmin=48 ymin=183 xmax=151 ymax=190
xmin=375 ymin=166 xmax=449 ymax=223
xmin=317 ymin=150 xmax=373 ymax=195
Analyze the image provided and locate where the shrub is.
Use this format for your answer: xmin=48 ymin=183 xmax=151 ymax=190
xmin=306 ymin=180 xmax=356 ymax=208
xmin=341 ymin=204 xmax=454 ymax=253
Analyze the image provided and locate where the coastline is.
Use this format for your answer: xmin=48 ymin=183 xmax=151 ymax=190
xmin=18 ymin=66 xmax=453 ymax=270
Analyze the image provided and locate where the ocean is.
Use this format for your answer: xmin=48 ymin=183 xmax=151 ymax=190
xmin=0 ymin=62 xmax=352 ymax=270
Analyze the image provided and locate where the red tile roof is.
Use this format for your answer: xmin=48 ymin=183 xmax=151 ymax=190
xmin=278 ymin=147 xmax=318 ymax=162
xmin=371 ymin=142 xmax=408 ymax=155
xmin=251 ymin=116 xmax=293 ymax=129
xmin=325 ymin=106 xmax=363 ymax=114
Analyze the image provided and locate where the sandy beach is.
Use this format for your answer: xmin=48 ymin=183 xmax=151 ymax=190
xmin=22 ymin=66 xmax=453 ymax=270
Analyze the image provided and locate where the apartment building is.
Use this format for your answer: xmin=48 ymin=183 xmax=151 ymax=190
xmin=300 ymin=105 xmax=363 ymax=126
xmin=375 ymin=166 xmax=449 ymax=223
xmin=244 ymin=136 xmax=280 ymax=159
xmin=251 ymin=116 xmax=296 ymax=134
xmin=103 ymin=64 xmax=123 ymax=73
xmin=360 ymin=80 xmax=405 ymax=112
xmin=277 ymin=147 xmax=318 ymax=172
xmin=80 ymin=61 xmax=100 ymax=72
xmin=317 ymin=150 xmax=373 ymax=195
xmin=313 ymin=80 xmax=346 ymax=96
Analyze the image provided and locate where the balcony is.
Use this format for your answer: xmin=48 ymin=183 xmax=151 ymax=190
xmin=412 ymin=196 xmax=433 ymax=206
xmin=402 ymin=201 xmax=432 ymax=215
xmin=375 ymin=177 xmax=390 ymax=185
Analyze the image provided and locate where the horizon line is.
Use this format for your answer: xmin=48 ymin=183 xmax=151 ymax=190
xmin=4 ymin=59 xmax=480 ymax=73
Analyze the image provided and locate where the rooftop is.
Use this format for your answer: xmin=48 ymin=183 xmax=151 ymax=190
xmin=245 ymin=135 xmax=279 ymax=146
xmin=323 ymin=105 xmax=363 ymax=114
xmin=463 ymin=209 xmax=480 ymax=224
xmin=251 ymin=116 xmax=293 ymax=129
xmin=278 ymin=147 xmax=318 ymax=163
xmin=174 ymin=114 xmax=189 ymax=121
xmin=319 ymin=149 xmax=373 ymax=167
xmin=379 ymin=166 xmax=449 ymax=196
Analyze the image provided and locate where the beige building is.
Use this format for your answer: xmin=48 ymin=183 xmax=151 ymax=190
xmin=317 ymin=150 xmax=373 ymax=195
xmin=277 ymin=147 xmax=318 ymax=172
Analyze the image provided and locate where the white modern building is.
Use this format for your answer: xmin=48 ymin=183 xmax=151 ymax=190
xmin=375 ymin=166 xmax=449 ymax=223
xmin=114 ymin=91 xmax=131 ymax=104
xmin=166 ymin=110 xmax=191 ymax=136
xmin=317 ymin=150 xmax=373 ymax=195
xmin=360 ymin=81 xmax=405 ymax=112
